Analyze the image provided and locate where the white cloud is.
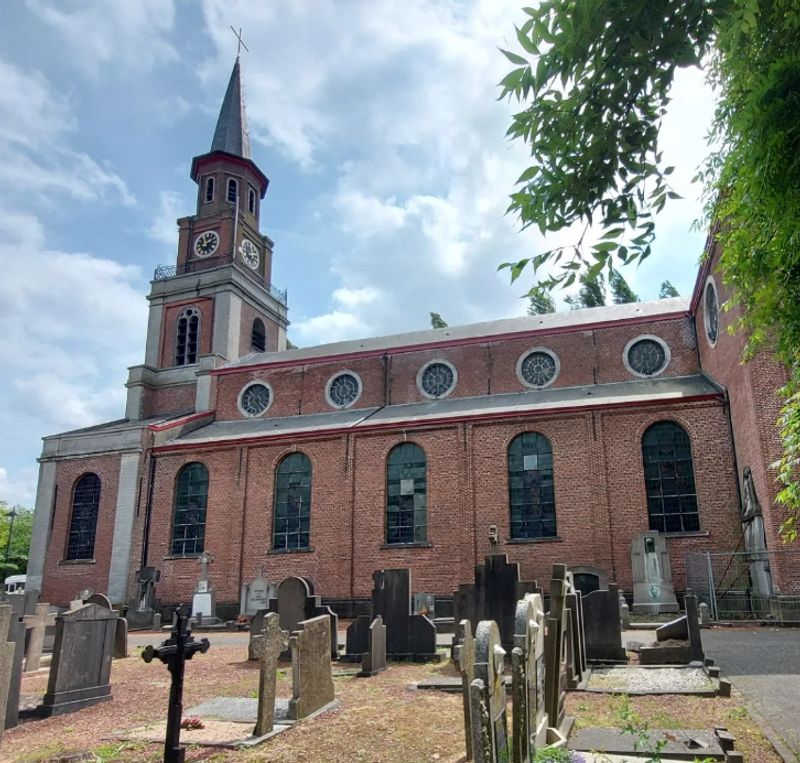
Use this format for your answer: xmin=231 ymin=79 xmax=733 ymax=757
xmin=147 ymin=191 xmax=184 ymax=247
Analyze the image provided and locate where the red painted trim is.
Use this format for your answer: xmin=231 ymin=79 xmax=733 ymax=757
xmin=151 ymin=391 xmax=723 ymax=454
xmin=212 ymin=310 xmax=692 ymax=377
xmin=148 ymin=410 xmax=215 ymax=432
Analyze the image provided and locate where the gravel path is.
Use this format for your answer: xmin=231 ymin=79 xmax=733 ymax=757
xmin=587 ymin=666 xmax=713 ymax=693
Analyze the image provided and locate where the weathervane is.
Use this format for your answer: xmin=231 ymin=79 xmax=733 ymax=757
xmin=230 ymin=25 xmax=249 ymax=57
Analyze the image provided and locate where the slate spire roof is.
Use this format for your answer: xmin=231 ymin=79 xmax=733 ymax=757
xmin=210 ymin=56 xmax=251 ymax=159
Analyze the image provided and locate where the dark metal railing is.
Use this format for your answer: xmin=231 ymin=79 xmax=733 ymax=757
xmin=153 ymin=254 xmax=288 ymax=306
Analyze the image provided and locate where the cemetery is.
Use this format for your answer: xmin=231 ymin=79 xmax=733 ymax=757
xmin=0 ymin=548 xmax=784 ymax=762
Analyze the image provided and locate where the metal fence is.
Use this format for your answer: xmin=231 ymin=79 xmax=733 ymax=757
xmin=685 ymin=549 xmax=800 ymax=622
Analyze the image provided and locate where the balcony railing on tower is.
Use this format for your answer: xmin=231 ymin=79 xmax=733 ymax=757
xmin=153 ymin=254 xmax=288 ymax=306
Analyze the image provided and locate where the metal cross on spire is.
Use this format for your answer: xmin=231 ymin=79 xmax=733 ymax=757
xmin=230 ymin=25 xmax=249 ymax=57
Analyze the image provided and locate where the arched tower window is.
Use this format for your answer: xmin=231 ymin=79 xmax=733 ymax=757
xmin=273 ymin=453 xmax=312 ymax=551
xmin=251 ymin=318 xmax=266 ymax=352
xmin=642 ymin=422 xmax=699 ymax=532
xmin=205 ymin=177 xmax=215 ymax=203
xmin=66 ymin=473 xmax=101 ymax=560
xmin=508 ymin=432 xmax=556 ymax=539
xmin=386 ymin=443 xmax=427 ymax=544
xmin=171 ymin=462 xmax=209 ymax=556
xmin=227 ymin=178 xmax=238 ymax=203
xmin=248 ymin=187 xmax=256 ymax=214
xmin=175 ymin=307 xmax=200 ymax=366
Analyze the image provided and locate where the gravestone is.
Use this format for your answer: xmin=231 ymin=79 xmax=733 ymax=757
xmin=114 ymin=617 xmax=129 ymax=659
xmin=641 ymin=591 xmax=705 ymax=665
xmin=191 ymin=551 xmax=218 ymax=624
xmin=631 ymin=531 xmax=679 ymax=613
xmin=0 ymin=606 xmax=15 ymax=740
xmin=4 ymin=599 xmax=25 ymax=729
xmin=240 ymin=571 xmax=276 ymax=616
xmin=740 ymin=467 xmax=773 ymax=596
xmin=699 ymin=601 xmax=710 ymax=626
xmin=254 ymin=612 xmax=288 ymax=737
xmin=372 ymin=569 xmax=437 ymax=661
xmin=413 ymin=593 xmax=436 ymax=619
xmin=343 ymin=616 xmax=371 ymax=662
xmin=685 ymin=592 xmax=704 ymax=662
xmin=288 ymin=615 xmax=335 ymax=720
xmin=359 ymin=616 xmax=387 ymax=677
xmin=86 ymin=592 xmax=113 ymax=610
xmin=569 ymin=566 xmax=609 ymax=596
xmin=248 ymin=610 xmax=268 ymax=661
xmin=511 ymin=594 xmax=548 ymax=763
xmin=619 ymin=592 xmax=630 ymax=629
xmin=582 ymin=583 xmax=626 ymax=663
xmin=129 ymin=566 xmax=160 ymax=628
xmin=37 ymin=603 xmax=117 ymax=716
xmin=453 ymin=555 xmax=540 ymax=652
xmin=267 ymin=577 xmax=338 ymax=660
xmin=454 ymin=619 xmax=476 ymax=760
xmin=564 ymin=575 xmax=586 ymax=687
xmin=23 ymin=603 xmax=56 ymax=672
xmin=469 ymin=620 xmax=508 ymax=763
xmin=544 ymin=565 xmax=568 ymax=732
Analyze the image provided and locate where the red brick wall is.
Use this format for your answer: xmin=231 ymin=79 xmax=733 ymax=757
xmin=142 ymin=383 xmax=196 ymax=419
xmin=159 ymin=297 xmax=214 ymax=369
xmin=239 ymin=300 xmax=281 ymax=357
xmin=40 ymin=455 xmax=122 ymax=605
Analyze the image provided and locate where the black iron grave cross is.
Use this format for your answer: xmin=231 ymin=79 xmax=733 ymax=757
xmin=141 ymin=607 xmax=210 ymax=763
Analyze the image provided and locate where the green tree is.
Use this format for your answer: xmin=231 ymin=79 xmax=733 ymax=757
xmin=564 ymin=272 xmax=606 ymax=310
xmin=527 ymin=288 xmax=556 ymax=315
xmin=430 ymin=312 xmax=448 ymax=329
xmin=659 ymin=280 xmax=680 ymax=298
xmin=498 ymin=0 xmax=800 ymax=539
xmin=609 ymin=270 xmax=639 ymax=304
xmin=286 ymin=338 xmax=298 ymax=350
xmin=0 ymin=502 xmax=34 ymax=579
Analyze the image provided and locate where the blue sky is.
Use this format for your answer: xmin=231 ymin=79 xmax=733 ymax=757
xmin=0 ymin=0 xmax=715 ymax=507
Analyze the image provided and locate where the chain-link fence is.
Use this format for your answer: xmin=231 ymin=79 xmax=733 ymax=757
xmin=685 ymin=550 xmax=800 ymax=622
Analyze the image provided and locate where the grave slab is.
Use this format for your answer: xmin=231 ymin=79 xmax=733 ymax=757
xmin=584 ymin=665 xmax=717 ymax=695
xmin=570 ymin=728 xmax=725 ymax=760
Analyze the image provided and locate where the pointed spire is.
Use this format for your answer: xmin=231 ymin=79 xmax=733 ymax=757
xmin=210 ymin=57 xmax=251 ymax=159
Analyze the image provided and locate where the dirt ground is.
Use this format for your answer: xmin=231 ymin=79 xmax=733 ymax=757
xmin=1 ymin=642 xmax=780 ymax=763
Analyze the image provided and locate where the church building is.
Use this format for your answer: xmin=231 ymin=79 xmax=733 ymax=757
xmin=26 ymin=58 xmax=792 ymax=615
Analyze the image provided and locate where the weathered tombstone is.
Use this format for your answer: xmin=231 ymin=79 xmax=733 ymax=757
xmin=288 ymin=615 xmax=335 ymax=720
xmin=0 ymin=606 xmax=15 ymax=740
xmin=469 ymin=620 xmax=508 ymax=763
xmin=631 ymin=531 xmax=679 ymax=613
xmin=37 ymin=603 xmax=117 ymax=716
xmin=454 ymin=619 xmax=476 ymax=760
xmin=254 ymin=612 xmax=288 ymax=737
xmin=141 ymin=607 xmax=210 ymax=763
xmin=240 ymin=571 xmax=276 ymax=616
xmin=267 ymin=577 xmax=338 ymax=660
xmin=4 ymin=600 xmax=25 ymax=729
xmin=740 ymin=467 xmax=773 ymax=597
xmin=191 ymin=551 xmax=218 ymax=624
xmin=511 ymin=594 xmax=548 ymax=763
xmin=129 ymin=566 xmax=161 ymax=628
xmin=23 ymin=603 xmax=56 ymax=673
xmin=582 ymin=583 xmax=626 ymax=663
xmin=86 ymin=592 xmax=113 ymax=610
xmin=114 ymin=617 xmax=129 ymax=659
xmin=343 ymin=615 xmax=371 ymax=662
xmin=372 ymin=568 xmax=436 ymax=661
xmin=564 ymin=576 xmax=586 ymax=687
xmin=699 ymin=601 xmax=711 ymax=626
xmin=685 ymin=591 xmax=705 ymax=662
xmin=544 ymin=565 xmax=568 ymax=732
xmin=413 ymin=593 xmax=436 ymax=619
xmin=619 ymin=592 xmax=630 ymax=629
xmin=248 ymin=610 xmax=268 ymax=661
xmin=359 ymin=615 xmax=387 ymax=677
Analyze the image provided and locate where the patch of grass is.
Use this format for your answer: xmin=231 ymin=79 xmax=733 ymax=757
xmin=93 ymin=741 xmax=149 ymax=762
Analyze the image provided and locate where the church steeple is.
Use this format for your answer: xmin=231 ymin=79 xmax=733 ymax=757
xmin=210 ymin=57 xmax=251 ymax=159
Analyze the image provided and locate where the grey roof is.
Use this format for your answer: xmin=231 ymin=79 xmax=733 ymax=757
xmin=172 ymin=374 xmax=719 ymax=447
xmin=227 ymin=296 xmax=690 ymax=369
xmin=210 ymin=57 xmax=251 ymax=159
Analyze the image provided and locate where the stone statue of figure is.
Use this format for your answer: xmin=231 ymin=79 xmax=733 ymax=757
xmin=740 ymin=467 xmax=772 ymax=597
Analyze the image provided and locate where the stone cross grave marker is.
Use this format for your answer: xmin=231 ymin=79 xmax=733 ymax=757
xmin=141 ymin=607 xmax=210 ymax=763
xmin=288 ymin=615 xmax=335 ymax=720
xmin=470 ymin=620 xmax=508 ymax=763
xmin=254 ymin=611 xmax=288 ymax=737
xmin=582 ymin=583 xmax=626 ymax=663
xmin=4 ymin=597 xmax=25 ymax=730
xmin=23 ymin=603 xmax=56 ymax=673
xmin=511 ymin=593 xmax=547 ymax=763
xmin=268 ymin=576 xmax=338 ymax=660
xmin=192 ymin=551 xmax=216 ymax=623
xmin=454 ymin=619 xmax=476 ymax=761
xmin=0 ymin=605 xmax=15 ymax=741
xmin=359 ymin=615 xmax=387 ymax=677
xmin=372 ymin=568 xmax=436 ymax=660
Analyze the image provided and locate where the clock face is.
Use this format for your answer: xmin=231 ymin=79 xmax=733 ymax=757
xmin=193 ymin=230 xmax=219 ymax=258
xmin=239 ymin=238 xmax=260 ymax=270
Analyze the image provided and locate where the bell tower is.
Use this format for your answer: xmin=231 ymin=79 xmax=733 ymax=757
xmin=125 ymin=56 xmax=289 ymax=421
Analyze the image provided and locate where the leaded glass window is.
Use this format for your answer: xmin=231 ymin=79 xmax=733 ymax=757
xmin=239 ymin=383 xmax=271 ymax=417
xmin=66 ymin=473 xmax=101 ymax=560
xmin=227 ymin=178 xmax=238 ymax=203
xmin=327 ymin=372 xmax=361 ymax=408
xmin=642 ymin=422 xmax=699 ymax=533
xmin=273 ymin=453 xmax=311 ymax=551
xmin=508 ymin=433 xmax=556 ymax=539
xmin=419 ymin=361 xmax=455 ymax=398
xmin=386 ymin=443 xmax=427 ymax=544
xmin=251 ymin=318 xmax=266 ymax=352
xmin=171 ymin=462 xmax=209 ymax=556
xmin=704 ymin=281 xmax=719 ymax=344
xmin=627 ymin=338 xmax=667 ymax=376
xmin=175 ymin=307 xmax=200 ymax=366
xmin=205 ymin=176 xmax=214 ymax=203
xmin=519 ymin=350 xmax=558 ymax=387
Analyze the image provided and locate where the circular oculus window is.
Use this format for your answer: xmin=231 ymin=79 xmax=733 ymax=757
xmin=326 ymin=371 xmax=362 ymax=409
xmin=517 ymin=348 xmax=560 ymax=388
xmin=704 ymin=277 xmax=720 ymax=346
xmin=418 ymin=360 xmax=457 ymax=399
xmin=238 ymin=382 xmax=272 ymax=417
xmin=624 ymin=336 xmax=670 ymax=377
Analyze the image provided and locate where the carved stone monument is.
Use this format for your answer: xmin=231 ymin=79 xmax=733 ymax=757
xmin=454 ymin=619 xmax=476 ymax=760
xmin=191 ymin=551 xmax=218 ymax=624
xmin=631 ymin=531 xmax=679 ymax=614
xmin=544 ymin=565 xmax=568 ymax=732
xmin=288 ymin=615 xmax=336 ymax=720
xmin=267 ymin=577 xmax=338 ymax=660
xmin=359 ymin=616 xmax=387 ymax=677
xmin=128 ymin=566 xmax=160 ymax=628
xmin=740 ymin=467 xmax=773 ymax=597
xmin=343 ymin=615 xmax=371 ymax=662
xmin=240 ymin=570 xmax=277 ymax=617
xmin=582 ymin=583 xmax=626 ymax=663
xmin=23 ymin=603 xmax=56 ymax=673
xmin=4 ymin=598 xmax=25 ymax=729
xmin=469 ymin=620 xmax=508 ymax=763
xmin=0 ymin=606 xmax=15 ymax=740
xmin=254 ymin=612 xmax=288 ymax=737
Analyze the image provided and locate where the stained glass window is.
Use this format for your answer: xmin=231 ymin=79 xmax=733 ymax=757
xmin=420 ymin=362 xmax=455 ymax=398
xmin=66 ymin=473 xmax=101 ymax=560
xmin=251 ymin=318 xmax=266 ymax=352
xmin=327 ymin=373 xmax=360 ymax=408
xmin=508 ymin=433 xmax=556 ymax=539
xmin=520 ymin=350 xmax=558 ymax=387
xmin=704 ymin=281 xmax=719 ymax=344
xmin=273 ymin=453 xmax=312 ymax=551
xmin=642 ymin=422 xmax=699 ymax=533
xmin=175 ymin=307 xmax=200 ymax=366
xmin=240 ymin=383 xmax=271 ymax=417
xmin=227 ymin=178 xmax=238 ymax=203
xmin=627 ymin=338 xmax=667 ymax=376
xmin=386 ymin=443 xmax=427 ymax=544
xmin=171 ymin=462 xmax=209 ymax=556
